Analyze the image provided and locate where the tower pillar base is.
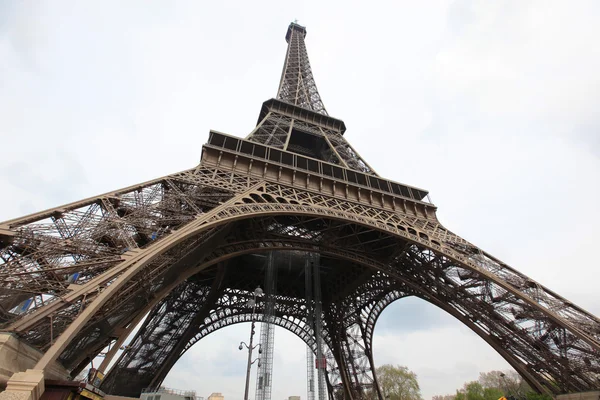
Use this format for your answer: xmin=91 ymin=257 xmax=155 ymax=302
xmin=0 ymin=369 xmax=44 ymax=400
xmin=0 ymin=333 xmax=69 ymax=387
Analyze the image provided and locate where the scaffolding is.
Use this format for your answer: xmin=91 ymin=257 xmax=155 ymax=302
xmin=255 ymin=252 xmax=279 ymax=400
xmin=312 ymin=254 xmax=326 ymax=400
xmin=305 ymin=256 xmax=315 ymax=400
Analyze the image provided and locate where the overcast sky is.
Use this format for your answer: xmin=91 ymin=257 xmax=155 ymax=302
xmin=1 ymin=1 xmax=599 ymax=399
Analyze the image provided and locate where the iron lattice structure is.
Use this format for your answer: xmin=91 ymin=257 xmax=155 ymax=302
xmin=255 ymin=251 xmax=279 ymax=400
xmin=305 ymin=257 xmax=318 ymax=400
xmin=1 ymin=22 xmax=599 ymax=399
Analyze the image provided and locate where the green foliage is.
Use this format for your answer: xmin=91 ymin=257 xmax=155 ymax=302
xmin=452 ymin=381 xmax=505 ymax=400
xmin=478 ymin=370 xmax=532 ymax=399
xmin=375 ymin=364 xmax=423 ymax=400
xmin=524 ymin=392 xmax=553 ymax=400
xmin=465 ymin=381 xmax=485 ymax=400
xmin=433 ymin=369 xmax=552 ymax=400
xmin=483 ymin=387 xmax=504 ymax=400
xmin=432 ymin=395 xmax=456 ymax=400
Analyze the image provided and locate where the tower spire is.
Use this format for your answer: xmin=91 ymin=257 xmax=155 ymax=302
xmin=246 ymin=23 xmax=377 ymax=175
xmin=277 ymin=22 xmax=328 ymax=115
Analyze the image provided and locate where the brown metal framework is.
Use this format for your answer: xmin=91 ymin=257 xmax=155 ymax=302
xmin=0 ymin=22 xmax=599 ymax=399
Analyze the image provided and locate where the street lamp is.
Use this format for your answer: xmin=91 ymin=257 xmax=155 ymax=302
xmin=239 ymin=286 xmax=263 ymax=400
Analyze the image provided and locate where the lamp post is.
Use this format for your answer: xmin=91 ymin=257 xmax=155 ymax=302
xmin=239 ymin=286 xmax=263 ymax=400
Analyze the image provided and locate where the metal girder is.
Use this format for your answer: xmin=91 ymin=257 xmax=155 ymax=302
xmin=277 ymin=23 xmax=328 ymax=115
xmin=1 ymin=21 xmax=599 ymax=400
xmin=102 ymin=263 xmax=318 ymax=397
xmin=2 ymin=179 xmax=600 ymax=395
xmin=100 ymin=265 xmax=226 ymax=396
xmin=246 ymin=23 xmax=376 ymax=176
xmin=90 ymin=212 xmax=599 ymax=395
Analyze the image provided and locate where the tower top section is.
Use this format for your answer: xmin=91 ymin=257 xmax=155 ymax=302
xmin=277 ymin=22 xmax=328 ymax=115
xmin=285 ymin=22 xmax=306 ymax=42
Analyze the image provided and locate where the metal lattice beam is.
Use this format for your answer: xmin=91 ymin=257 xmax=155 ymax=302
xmin=277 ymin=23 xmax=327 ymax=115
xmin=1 ymin=22 xmax=599 ymax=400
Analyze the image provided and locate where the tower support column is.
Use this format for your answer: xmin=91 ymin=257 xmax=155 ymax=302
xmin=0 ymin=369 xmax=45 ymax=400
xmin=324 ymin=306 xmax=382 ymax=400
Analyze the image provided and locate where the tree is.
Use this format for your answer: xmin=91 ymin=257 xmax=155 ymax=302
xmin=464 ymin=381 xmax=486 ymax=400
xmin=375 ymin=364 xmax=423 ymax=400
xmin=453 ymin=381 xmax=503 ymax=400
xmin=478 ymin=370 xmax=532 ymax=399
xmin=432 ymin=395 xmax=455 ymax=400
xmin=478 ymin=371 xmax=506 ymax=389
xmin=436 ymin=369 xmax=554 ymax=400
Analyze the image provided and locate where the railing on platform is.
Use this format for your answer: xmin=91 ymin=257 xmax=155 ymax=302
xmin=141 ymin=386 xmax=198 ymax=399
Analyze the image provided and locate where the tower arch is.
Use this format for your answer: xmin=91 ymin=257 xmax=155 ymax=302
xmin=0 ymin=22 xmax=598 ymax=400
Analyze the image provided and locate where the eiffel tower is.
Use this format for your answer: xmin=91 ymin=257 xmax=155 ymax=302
xmin=0 ymin=22 xmax=599 ymax=400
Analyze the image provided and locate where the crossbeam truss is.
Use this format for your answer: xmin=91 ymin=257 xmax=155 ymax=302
xmin=0 ymin=21 xmax=599 ymax=400
xmin=246 ymin=100 xmax=377 ymax=176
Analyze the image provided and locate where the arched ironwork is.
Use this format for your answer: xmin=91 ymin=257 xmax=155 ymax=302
xmin=0 ymin=22 xmax=598 ymax=400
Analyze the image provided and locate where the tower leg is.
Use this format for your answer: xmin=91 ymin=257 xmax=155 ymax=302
xmin=325 ymin=316 xmax=380 ymax=400
xmin=0 ymin=369 xmax=45 ymax=400
xmin=359 ymin=323 xmax=383 ymax=400
xmin=329 ymin=333 xmax=355 ymax=400
xmin=101 ymin=269 xmax=224 ymax=396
